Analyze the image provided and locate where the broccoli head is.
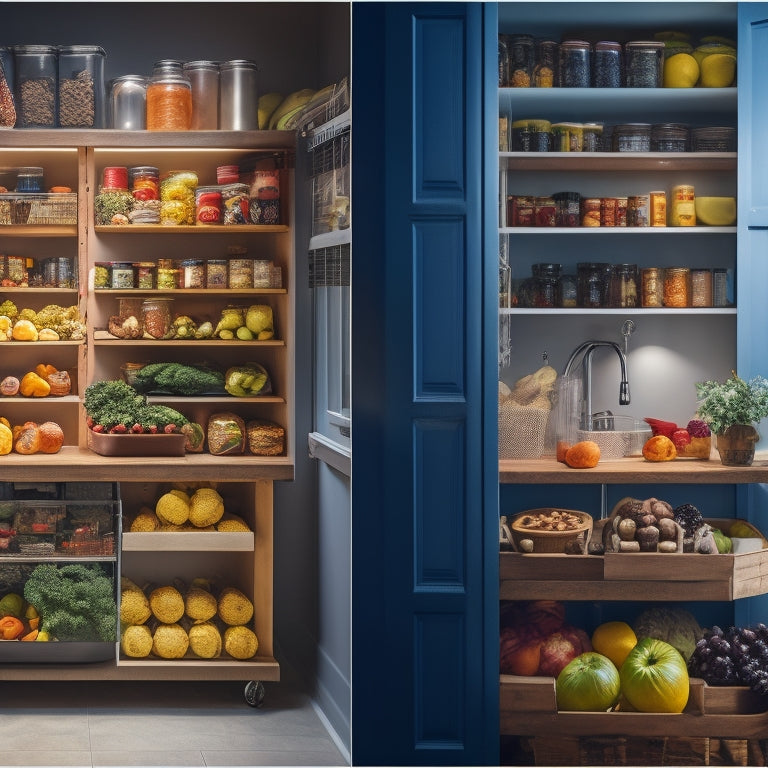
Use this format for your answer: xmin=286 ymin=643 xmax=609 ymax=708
xmin=133 ymin=362 xmax=224 ymax=396
xmin=23 ymin=563 xmax=117 ymax=642
xmin=84 ymin=380 xmax=148 ymax=431
xmin=0 ymin=300 xmax=17 ymax=320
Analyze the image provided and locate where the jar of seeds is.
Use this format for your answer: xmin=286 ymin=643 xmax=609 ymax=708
xmin=625 ymin=41 xmax=664 ymax=87
xmin=558 ymin=40 xmax=591 ymax=87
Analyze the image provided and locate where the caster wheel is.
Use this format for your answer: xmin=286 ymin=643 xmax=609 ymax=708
xmin=244 ymin=680 xmax=266 ymax=707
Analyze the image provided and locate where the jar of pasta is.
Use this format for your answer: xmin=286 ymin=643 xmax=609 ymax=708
xmin=663 ymin=267 xmax=691 ymax=307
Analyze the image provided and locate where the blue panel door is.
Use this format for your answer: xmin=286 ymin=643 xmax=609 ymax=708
xmin=735 ymin=2 xmax=768 ymax=628
xmin=351 ymin=3 xmax=499 ymax=764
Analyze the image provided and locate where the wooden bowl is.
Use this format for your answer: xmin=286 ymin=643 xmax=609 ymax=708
xmin=509 ymin=508 xmax=593 ymax=554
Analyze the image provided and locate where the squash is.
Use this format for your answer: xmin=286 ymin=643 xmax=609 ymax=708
xmin=19 ymin=371 xmax=50 ymax=398
xmin=35 ymin=363 xmax=57 ymax=379
xmin=11 ymin=319 xmax=38 ymax=341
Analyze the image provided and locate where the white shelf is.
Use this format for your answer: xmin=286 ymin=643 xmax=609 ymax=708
xmin=499 ymin=226 xmax=736 ymax=235
xmin=500 ymin=307 xmax=737 ymax=316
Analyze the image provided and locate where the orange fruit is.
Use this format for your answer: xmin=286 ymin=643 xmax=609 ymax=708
xmin=505 ymin=641 xmax=542 ymax=676
xmin=591 ymin=621 xmax=638 ymax=669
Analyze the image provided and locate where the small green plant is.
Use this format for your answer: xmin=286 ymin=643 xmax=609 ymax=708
xmin=695 ymin=371 xmax=768 ymax=435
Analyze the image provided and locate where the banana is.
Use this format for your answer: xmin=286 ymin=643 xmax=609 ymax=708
xmin=257 ymin=92 xmax=283 ymax=130
xmin=268 ymin=89 xmax=315 ymax=130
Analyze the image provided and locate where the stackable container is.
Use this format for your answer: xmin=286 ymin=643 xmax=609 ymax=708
xmin=183 ymin=60 xmax=219 ymax=130
xmin=219 ymin=60 xmax=259 ymax=130
xmin=57 ymin=45 xmax=106 ymax=128
xmin=13 ymin=44 xmax=58 ymax=128
xmin=110 ymin=75 xmax=147 ymax=130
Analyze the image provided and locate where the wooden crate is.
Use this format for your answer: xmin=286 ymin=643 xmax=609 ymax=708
xmin=501 ymin=676 xmax=768 ymax=765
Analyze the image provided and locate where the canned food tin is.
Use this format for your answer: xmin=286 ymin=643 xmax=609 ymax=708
xmin=670 ymin=185 xmax=696 ymax=227
xmin=650 ymin=191 xmax=667 ymax=227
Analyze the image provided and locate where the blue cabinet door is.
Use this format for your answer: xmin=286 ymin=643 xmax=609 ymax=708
xmin=736 ymin=2 xmax=768 ymax=628
xmin=351 ymin=3 xmax=499 ymax=764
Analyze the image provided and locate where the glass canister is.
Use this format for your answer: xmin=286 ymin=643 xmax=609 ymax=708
xmin=156 ymin=258 xmax=178 ymax=290
xmin=160 ymin=170 xmax=198 ymax=225
xmin=206 ymin=259 xmax=228 ymax=288
xmin=16 ymin=166 xmax=43 ymax=192
xmin=110 ymin=74 xmax=146 ymax=130
xmin=625 ymin=40 xmax=665 ymax=87
xmin=713 ymin=268 xmax=728 ymax=307
xmin=146 ymin=67 xmax=192 ymax=131
xmin=110 ymin=262 xmax=135 ymax=289
xmin=551 ymin=122 xmax=583 ymax=152
xmin=558 ymin=40 xmax=591 ymax=87
xmin=582 ymin=123 xmax=603 ymax=152
xmin=691 ymin=269 xmax=713 ymax=307
xmin=194 ymin=185 xmax=223 ymax=225
xmin=663 ymin=267 xmax=691 ymax=307
xmin=129 ymin=166 xmax=159 ymax=201
xmin=179 ymin=259 xmax=205 ymax=288
xmin=57 ymin=45 xmax=106 ymax=128
xmin=505 ymin=34 xmax=535 ymax=87
xmin=608 ymin=264 xmax=639 ymax=307
xmin=533 ymin=39 xmax=557 ymax=87
xmin=552 ymin=191 xmax=580 ymax=227
xmin=183 ymin=60 xmax=219 ymax=130
xmin=219 ymin=59 xmax=259 ymax=130
xmin=577 ymin=262 xmax=610 ymax=307
xmin=498 ymin=35 xmax=510 ymax=86
xmin=558 ymin=273 xmax=578 ymax=307
xmin=593 ymin=41 xmax=622 ymax=87
xmin=651 ymin=122 xmax=689 ymax=152
xmin=134 ymin=262 xmax=155 ymax=290
xmin=613 ymin=123 xmax=652 ymax=152
xmin=13 ymin=44 xmax=57 ymax=128
xmin=641 ymin=267 xmax=663 ymax=307
xmin=141 ymin=297 xmax=174 ymax=339
xmin=511 ymin=119 xmax=551 ymax=152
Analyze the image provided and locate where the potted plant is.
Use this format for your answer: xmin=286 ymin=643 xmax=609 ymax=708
xmin=695 ymin=372 xmax=768 ymax=466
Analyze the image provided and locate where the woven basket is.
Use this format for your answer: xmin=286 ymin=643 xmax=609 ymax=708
xmin=498 ymin=402 xmax=549 ymax=459
xmin=509 ymin=508 xmax=593 ymax=553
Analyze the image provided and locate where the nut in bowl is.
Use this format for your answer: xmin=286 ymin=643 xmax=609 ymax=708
xmin=509 ymin=508 xmax=593 ymax=554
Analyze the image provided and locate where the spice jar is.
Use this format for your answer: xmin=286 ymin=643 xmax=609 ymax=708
xmin=577 ymin=262 xmax=610 ymax=307
xmin=625 ymin=41 xmax=664 ymax=87
xmin=641 ymin=267 xmax=663 ymax=307
xmin=141 ymin=297 xmax=173 ymax=339
xmin=505 ymin=34 xmax=535 ymax=87
xmin=593 ymin=41 xmax=622 ymax=87
xmin=146 ymin=67 xmax=192 ymax=131
xmin=691 ymin=268 xmax=713 ymax=307
xmin=663 ymin=267 xmax=691 ymax=307
xmin=608 ymin=264 xmax=638 ymax=307
xmin=533 ymin=40 xmax=557 ymax=87
xmin=558 ymin=40 xmax=591 ymax=87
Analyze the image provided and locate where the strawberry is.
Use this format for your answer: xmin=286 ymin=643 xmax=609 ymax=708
xmin=644 ymin=417 xmax=678 ymax=439
xmin=672 ymin=428 xmax=692 ymax=450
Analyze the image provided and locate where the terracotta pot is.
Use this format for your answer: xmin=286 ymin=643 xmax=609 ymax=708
xmin=715 ymin=424 xmax=760 ymax=466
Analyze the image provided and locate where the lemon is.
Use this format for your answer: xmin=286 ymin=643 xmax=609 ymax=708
xmin=591 ymin=621 xmax=638 ymax=669
xmin=700 ymin=53 xmax=736 ymax=88
xmin=663 ymin=53 xmax=699 ymax=88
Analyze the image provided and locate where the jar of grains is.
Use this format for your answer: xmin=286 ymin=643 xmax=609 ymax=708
xmin=593 ymin=41 xmax=622 ymax=87
xmin=180 ymin=259 xmax=205 ymax=289
xmin=505 ymin=34 xmax=535 ymax=87
xmin=141 ymin=297 xmax=174 ymax=339
xmin=110 ymin=262 xmax=135 ymax=289
xmin=691 ymin=268 xmax=713 ymax=307
xmin=608 ymin=264 xmax=638 ymax=307
xmin=641 ymin=267 xmax=663 ymax=307
xmin=558 ymin=40 xmax=591 ymax=87
xmin=624 ymin=41 xmax=664 ymax=87
xmin=206 ymin=259 xmax=228 ymax=288
xmin=533 ymin=39 xmax=558 ymax=87
xmin=663 ymin=267 xmax=691 ymax=307
xmin=229 ymin=257 xmax=254 ymax=289
xmin=134 ymin=262 xmax=155 ymax=290
xmin=146 ymin=67 xmax=192 ymax=131
xmin=156 ymin=259 xmax=178 ymax=290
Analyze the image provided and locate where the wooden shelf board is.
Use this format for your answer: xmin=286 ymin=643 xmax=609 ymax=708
xmin=0 ymin=225 xmax=77 ymax=237
xmin=499 ymin=457 xmax=768 ymax=484
xmin=92 ymin=330 xmax=285 ymax=348
xmin=0 ymin=447 xmax=294 ymax=482
xmin=93 ymin=288 xmax=287 ymax=296
xmin=94 ymin=224 xmax=289 ymax=234
xmin=122 ymin=531 xmax=255 ymax=551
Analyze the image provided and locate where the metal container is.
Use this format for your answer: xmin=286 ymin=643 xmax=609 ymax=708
xmin=219 ymin=59 xmax=259 ymax=130
xmin=183 ymin=60 xmax=219 ymax=130
xmin=110 ymin=75 xmax=146 ymax=130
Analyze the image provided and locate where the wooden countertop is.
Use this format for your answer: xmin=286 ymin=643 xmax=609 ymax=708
xmin=499 ymin=457 xmax=768 ymax=484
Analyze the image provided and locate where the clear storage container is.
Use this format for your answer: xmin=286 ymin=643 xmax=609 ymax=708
xmin=146 ymin=66 xmax=192 ymax=131
xmin=533 ymin=39 xmax=557 ymax=87
xmin=558 ymin=40 xmax=591 ymax=87
xmin=219 ymin=59 xmax=259 ymax=130
xmin=505 ymin=34 xmax=535 ymax=87
xmin=625 ymin=40 xmax=664 ymax=87
xmin=13 ymin=44 xmax=58 ymax=128
xmin=0 ymin=47 xmax=16 ymax=127
xmin=183 ymin=60 xmax=219 ymax=130
xmin=110 ymin=74 xmax=146 ymax=130
xmin=57 ymin=45 xmax=105 ymax=128
xmin=593 ymin=41 xmax=622 ymax=87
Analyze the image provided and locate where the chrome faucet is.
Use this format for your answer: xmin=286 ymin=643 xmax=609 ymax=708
xmin=563 ymin=340 xmax=631 ymax=430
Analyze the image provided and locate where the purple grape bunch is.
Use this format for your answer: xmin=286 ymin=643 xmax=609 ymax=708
xmin=688 ymin=624 xmax=768 ymax=695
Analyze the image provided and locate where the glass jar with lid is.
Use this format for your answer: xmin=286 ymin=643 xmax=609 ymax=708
xmin=110 ymin=75 xmax=147 ymax=130
xmin=146 ymin=66 xmax=192 ymax=131
xmin=533 ymin=39 xmax=557 ymax=87
xmin=183 ymin=60 xmax=219 ymax=130
xmin=141 ymin=297 xmax=174 ymax=339
xmin=691 ymin=268 xmax=713 ymax=307
xmin=625 ymin=41 xmax=665 ymax=87
xmin=505 ymin=34 xmax=535 ymax=87
xmin=219 ymin=59 xmax=259 ymax=130
xmin=558 ymin=40 xmax=591 ymax=87
xmin=531 ymin=262 xmax=561 ymax=307
xmin=593 ymin=41 xmax=622 ymax=87
xmin=156 ymin=258 xmax=179 ymax=290
xmin=663 ymin=267 xmax=691 ymax=307
xmin=57 ymin=45 xmax=106 ymax=128
xmin=641 ymin=267 xmax=663 ymax=307
xmin=13 ymin=44 xmax=58 ymax=128
xmin=608 ymin=264 xmax=639 ymax=307
xmin=577 ymin=262 xmax=610 ymax=307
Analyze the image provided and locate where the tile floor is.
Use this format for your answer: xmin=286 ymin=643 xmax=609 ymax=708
xmin=0 ymin=673 xmax=349 ymax=767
